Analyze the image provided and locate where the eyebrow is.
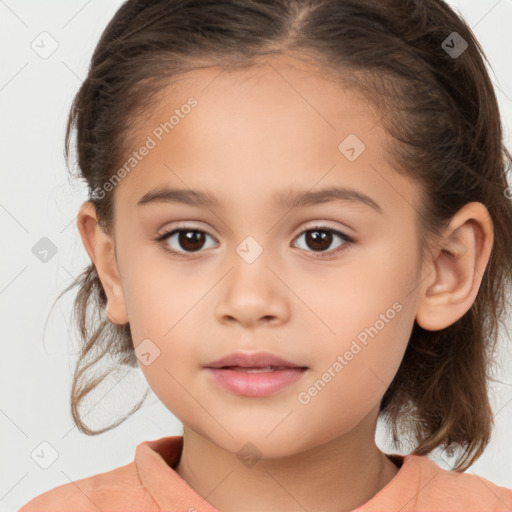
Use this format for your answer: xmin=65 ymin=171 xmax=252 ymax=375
xmin=137 ymin=185 xmax=382 ymax=213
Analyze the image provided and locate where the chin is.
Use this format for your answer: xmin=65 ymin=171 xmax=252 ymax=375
xmin=198 ymin=424 xmax=317 ymax=461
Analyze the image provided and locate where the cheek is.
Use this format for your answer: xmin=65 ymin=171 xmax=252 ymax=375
xmin=302 ymin=303 xmax=412 ymax=400
xmin=292 ymin=307 xmax=415 ymax=450
xmin=299 ymin=239 xmax=418 ymax=410
xmin=120 ymin=255 xmax=212 ymax=375
xmin=130 ymin=311 xmax=202 ymax=415
xmin=317 ymin=238 xmax=418 ymax=345
xmin=120 ymin=247 xmax=210 ymax=340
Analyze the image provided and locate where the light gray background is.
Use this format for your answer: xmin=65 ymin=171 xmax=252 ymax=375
xmin=1 ymin=1 xmax=511 ymax=510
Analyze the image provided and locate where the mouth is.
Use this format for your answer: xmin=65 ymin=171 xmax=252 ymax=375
xmin=215 ymin=365 xmax=300 ymax=373
xmin=204 ymin=352 xmax=308 ymax=397
xmin=204 ymin=351 xmax=307 ymax=370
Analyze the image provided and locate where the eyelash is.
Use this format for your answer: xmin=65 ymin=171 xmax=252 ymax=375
xmin=154 ymin=224 xmax=355 ymax=259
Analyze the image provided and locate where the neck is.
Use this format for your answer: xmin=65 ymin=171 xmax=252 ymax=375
xmin=174 ymin=407 xmax=399 ymax=512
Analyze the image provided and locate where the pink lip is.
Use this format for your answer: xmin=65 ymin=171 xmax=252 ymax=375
xmin=204 ymin=351 xmax=308 ymax=397
xmin=205 ymin=367 xmax=307 ymax=397
xmin=205 ymin=351 xmax=304 ymax=369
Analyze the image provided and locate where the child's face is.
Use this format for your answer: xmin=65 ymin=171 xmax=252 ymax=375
xmin=109 ymin=55 xmax=427 ymax=456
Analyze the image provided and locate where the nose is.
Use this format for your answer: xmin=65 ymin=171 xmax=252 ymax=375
xmin=214 ymin=258 xmax=289 ymax=328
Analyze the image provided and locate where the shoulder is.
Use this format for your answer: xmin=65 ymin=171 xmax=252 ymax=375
xmin=18 ymin=459 xmax=157 ymax=512
xmin=411 ymin=455 xmax=512 ymax=510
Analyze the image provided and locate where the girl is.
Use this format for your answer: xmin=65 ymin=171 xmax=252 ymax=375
xmin=20 ymin=0 xmax=512 ymax=510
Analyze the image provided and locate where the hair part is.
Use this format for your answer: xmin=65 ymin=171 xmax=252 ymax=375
xmin=58 ymin=0 xmax=512 ymax=470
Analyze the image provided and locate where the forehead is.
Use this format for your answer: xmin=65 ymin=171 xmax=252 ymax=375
xmin=114 ymin=54 xmax=417 ymax=215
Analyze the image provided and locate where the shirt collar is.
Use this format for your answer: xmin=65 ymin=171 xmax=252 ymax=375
xmin=136 ymin=435 xmax=219 ymax=511
xmin=135 ymin=435 xmax=421 ymax=511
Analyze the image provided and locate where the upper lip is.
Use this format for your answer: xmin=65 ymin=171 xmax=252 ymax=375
xmin=204 ymin=351 xmax=307 ymax=369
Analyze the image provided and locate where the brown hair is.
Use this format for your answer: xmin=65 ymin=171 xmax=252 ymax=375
xmin=58 ymin=0 xmax=512 ymax=470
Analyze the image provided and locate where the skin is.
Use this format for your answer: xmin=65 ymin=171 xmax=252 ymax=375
xmin=77 ymin=54 xmax=494 ymax=511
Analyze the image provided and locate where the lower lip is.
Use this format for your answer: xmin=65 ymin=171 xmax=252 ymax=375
xmin=205 ymin=367 xmax=307 ymax=397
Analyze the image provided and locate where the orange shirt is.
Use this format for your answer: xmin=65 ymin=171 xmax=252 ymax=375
xmin=19 ymin=435 xmax=512 ymax=511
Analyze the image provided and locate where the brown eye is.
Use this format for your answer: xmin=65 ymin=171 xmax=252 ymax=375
xmin=177 ymin=230 xmax=206 ymax=251
xmin=293 ymin=227 xmax=353 ymax=257
xmin=158 ymin=228 xmax=217 ymax=254
xmin=304 ymin=230 xmax=333 ymax=251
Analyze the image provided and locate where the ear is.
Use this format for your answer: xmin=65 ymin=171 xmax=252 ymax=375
xmin=76 ymin=201 xmax=129 ymax=325
xmin=415 ymin=202 xmax=494 ymax=331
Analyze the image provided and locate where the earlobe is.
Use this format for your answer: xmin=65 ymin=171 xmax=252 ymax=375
xmin=415 ymin=202 xmax=494 ymax=331
xmin=76 ymin=201 xmax=129 ymax=325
